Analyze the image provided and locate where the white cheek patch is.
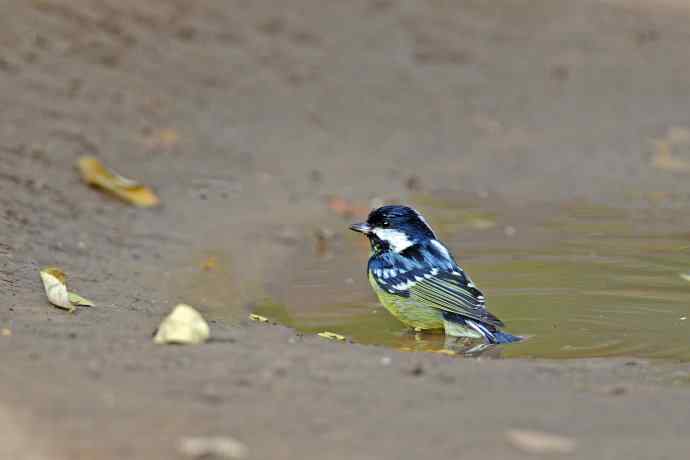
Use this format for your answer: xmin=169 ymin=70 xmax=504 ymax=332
xmin=372 ymin=228 xmax=414 ymax=252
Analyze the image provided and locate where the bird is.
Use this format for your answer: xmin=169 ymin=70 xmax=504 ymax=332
xmin=349 ymin=205 xmax=521 ymax=344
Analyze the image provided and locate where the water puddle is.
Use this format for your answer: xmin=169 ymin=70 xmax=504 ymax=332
xmin=255 ymin=195 xmax=690 ymax=360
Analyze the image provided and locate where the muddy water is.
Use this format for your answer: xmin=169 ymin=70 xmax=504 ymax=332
xmin=252 ymin=197 xmax=690 ymax=360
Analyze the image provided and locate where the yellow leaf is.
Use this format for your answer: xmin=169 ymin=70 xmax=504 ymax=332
xmin=78 ymin=156 xmax=160 ymax=207
xmin=201 ymin=256 xmax=219 ymax=272
xmin=40 ymin=267 xmax=74 ymax=311
xmin=249 ymin=314 xmax=269 ymax=323
xmin=154 ymin=304 xmax=210 ymax=345
xmin=317 ymin=331 xmax=347 ymax=341
xmin=680 ymin=273 xmax=690 ymax=282
xmin=40 ymin=267 xmax=94 ymax=311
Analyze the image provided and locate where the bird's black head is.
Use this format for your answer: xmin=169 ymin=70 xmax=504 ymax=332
xmin=349 ymin=205 xmax=436 ymax=253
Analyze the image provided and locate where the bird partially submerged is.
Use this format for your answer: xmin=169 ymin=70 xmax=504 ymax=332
xmin=350 ymin=205 xmax=521 ymax=345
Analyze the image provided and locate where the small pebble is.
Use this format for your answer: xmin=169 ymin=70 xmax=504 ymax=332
xmin=380 ymin=356 xmax=392 ymax=366
xmin=309 ymin=169 xmax=323 ymax=183
xmin=404 ymin=175 xmax=422 ymax=191
xmin=608 ymin=385 xmax=627 ymax=396
xmin=408 ymin=363 xmax=424 ymax=376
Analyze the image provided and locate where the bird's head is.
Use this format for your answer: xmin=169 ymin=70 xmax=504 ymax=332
xmin=349 ymin=205 xmax=436 ymax=253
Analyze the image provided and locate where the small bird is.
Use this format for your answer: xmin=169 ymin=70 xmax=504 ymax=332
xmin=350 ymin=205 xmax=520 ymax=344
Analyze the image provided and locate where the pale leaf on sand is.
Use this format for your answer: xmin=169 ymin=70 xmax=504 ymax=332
xmin=317 ymin=331 xmax=347 ymax=341
xmin=154 ymin=304 xmax=210 ymax=345
xmin=249 ymin=314 xmax=269 ymax=323
xmin=178 ymin=436 xmax=248 ymax=459
xmin=40 ymin=267 xmax=93 ymax=312
xmin=78 ymin=156 xmax=160 ymax=207
xmin=507 ymin=429 xmax=576 ymax=455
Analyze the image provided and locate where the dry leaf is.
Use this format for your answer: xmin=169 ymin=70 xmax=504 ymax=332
xmin=507 ymin=429 xmax=576 ymax=455
xmin=651 ymin=141 xmax=690 ymax=173
xmin=200 ymin=256 xmax=219 ymax=272
xmin=317 ymin=331 xmax=347 ymax=341
xmin=178 ymin=436 xmax=248 ymax=459
xmin=78 ymin=156 xmax=160 ymax=207
xmin=154 ymin=304 xmax=210 ymax=345
xmin=1 ymin=328 xmax=11 ymax=337
xmin=680 ymin=273 xmax=690 ymax=282
xmin=326 ymin=197 xmax=369 ymax=218
xmin=249 ymin=314 xmax=269 ymax=323
xmin=40 ymin=267 xmax=72 ymax=311
xmin=40 ymin=267 xmax=93 ymax=311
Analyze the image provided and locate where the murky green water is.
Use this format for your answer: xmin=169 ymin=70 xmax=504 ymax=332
xmin=254 ymin=197 xmax=690 ymax=360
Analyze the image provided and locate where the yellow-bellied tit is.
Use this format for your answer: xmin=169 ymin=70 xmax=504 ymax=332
xmin=350 ymin=205 xmax=521 ymax=344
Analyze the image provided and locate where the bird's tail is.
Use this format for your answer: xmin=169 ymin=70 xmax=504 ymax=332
xmin=464 ymin=318 xmax=522 ymax=344
xmin=489 ymin=330 xmax=522 ymax=344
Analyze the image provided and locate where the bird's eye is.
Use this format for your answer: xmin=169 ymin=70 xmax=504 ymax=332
xmin=381 ymin=220 xmax=390 ymax=228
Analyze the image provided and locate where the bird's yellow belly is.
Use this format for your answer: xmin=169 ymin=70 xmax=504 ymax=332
xmin=368 ymin=272 xmax=444 ymax=330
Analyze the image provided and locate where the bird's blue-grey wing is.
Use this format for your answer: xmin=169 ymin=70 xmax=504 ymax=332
xmin=407 ymin=271 xmax=503 ymax=327
xmin=369 ymin=243 xmax=503 ymax=328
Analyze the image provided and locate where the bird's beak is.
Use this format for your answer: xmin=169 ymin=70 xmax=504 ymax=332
xmin=349 ymin=222 xmax=371 ymax=234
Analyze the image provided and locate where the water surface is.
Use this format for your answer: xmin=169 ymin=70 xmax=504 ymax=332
xmin=255 ymin=197 xmax=690 ymax=360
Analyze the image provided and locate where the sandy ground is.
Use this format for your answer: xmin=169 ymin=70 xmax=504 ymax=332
xmin=2 ymin=0 xmax=690 ymax=458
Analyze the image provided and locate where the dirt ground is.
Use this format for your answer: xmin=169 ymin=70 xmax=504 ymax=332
xmin=2 ymin=0 xmax=690 ymax=459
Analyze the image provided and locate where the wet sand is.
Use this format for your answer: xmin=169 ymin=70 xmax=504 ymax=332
xmin=2 ymin=1 xmax=690 ymax=458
